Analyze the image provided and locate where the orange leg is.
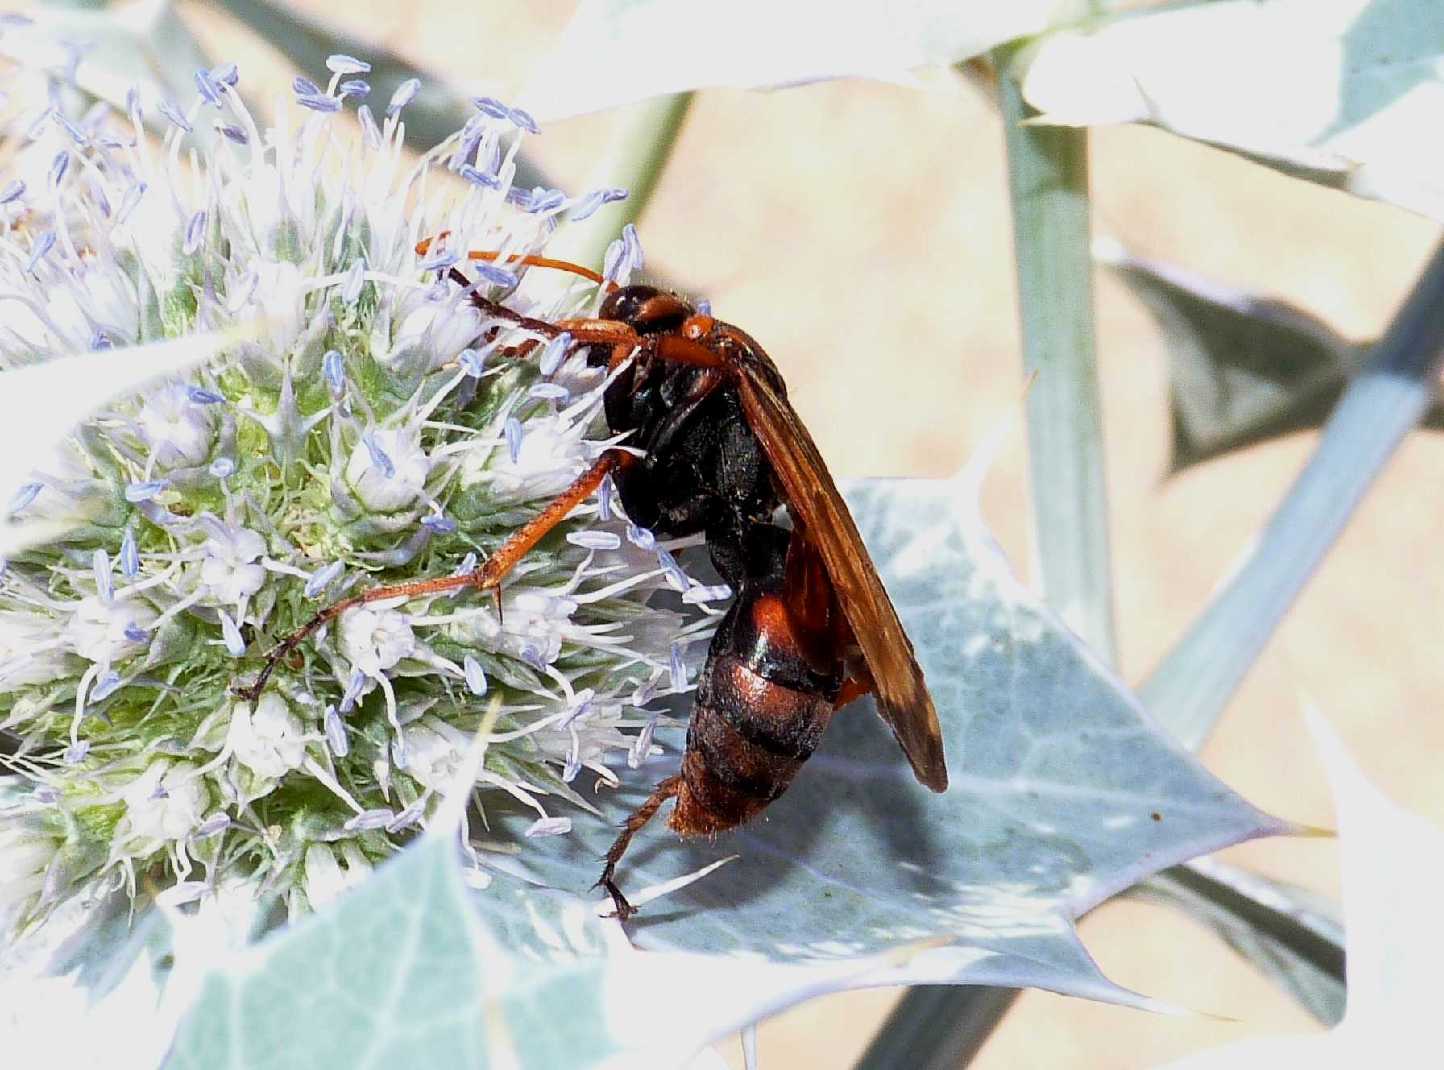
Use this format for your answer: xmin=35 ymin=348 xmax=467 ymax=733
xmin=597 ymin=773 xmax=683 ymax=921
xmin=445 ymin=268 xmax=640 ymax=370
xmin=417 ymin=235 xmax=617 ymax=291
xmin=235 ymin=449 xmax=636 ymax=702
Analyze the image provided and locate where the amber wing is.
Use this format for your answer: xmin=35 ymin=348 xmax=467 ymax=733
xmin=736 ymin=367 xmax=948 ymax=791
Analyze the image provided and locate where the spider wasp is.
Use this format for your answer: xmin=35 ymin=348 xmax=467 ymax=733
xmin=238 ymin=242 xmax=948 ymax=920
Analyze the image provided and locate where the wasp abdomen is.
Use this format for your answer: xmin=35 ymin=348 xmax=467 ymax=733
xmin=671 ymin=654 xmax=836 ymax=836
xmin=669 ymin=552 xmax=844 ymax=838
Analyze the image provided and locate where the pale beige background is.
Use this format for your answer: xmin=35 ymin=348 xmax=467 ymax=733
xmin=65 ymin=1 xmax=1444 ymax=1065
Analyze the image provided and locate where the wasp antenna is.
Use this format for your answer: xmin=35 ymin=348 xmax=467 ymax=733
xmin=415 ymin=233 xmax=617 ymax=291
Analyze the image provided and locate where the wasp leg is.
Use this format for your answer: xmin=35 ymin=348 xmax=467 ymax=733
xmin=235 ymin=449 xmax=636 ymax=702
xmin=596 ymin=773 xmax=683 ymax=922
xmin=444 ymin=267 xmax=639 ymax=355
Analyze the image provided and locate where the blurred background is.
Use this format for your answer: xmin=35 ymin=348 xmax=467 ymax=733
xmin=7 ymin=1 xmax=1443 ymax=1065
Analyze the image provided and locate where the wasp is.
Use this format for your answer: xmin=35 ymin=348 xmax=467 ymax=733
xmin=238 ymin=244 xmax=948 ymax=920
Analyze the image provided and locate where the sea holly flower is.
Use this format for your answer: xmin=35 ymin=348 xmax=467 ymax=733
xmin=228 ymin=694 xmax=308 ymax=780
xmin=0 ymin=54 xmax=697 ymax=935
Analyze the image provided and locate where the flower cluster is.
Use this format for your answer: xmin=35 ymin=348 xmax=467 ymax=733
xmin=0 ymin=50 xmax=718 ymax=929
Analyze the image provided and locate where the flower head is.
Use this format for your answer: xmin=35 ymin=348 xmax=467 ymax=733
xmin=0 ymin=55 xmax=705 ymax=931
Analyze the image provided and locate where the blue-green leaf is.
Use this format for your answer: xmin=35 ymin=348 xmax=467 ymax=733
xmin=519 ymin=0 xmax=1064 ymax=121
xmin=120 ymin=467 xmax=1288 ymax=1064
xmin=1101 ymin=246 xmax=1444 ymax=473
xmin=1023 ymin=0 xmax=1444 ymax=221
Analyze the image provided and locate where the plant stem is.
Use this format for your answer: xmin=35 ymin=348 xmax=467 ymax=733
xmin=543 ymin=94 xmax=693 ymax=272
xmin=999 ymin=57 xmax=1115 ymax=661
xmin=858 ymin=55 xmax=1112 ymax=1070
xmin=1141 ymin=237 xmax=1444 ymax=749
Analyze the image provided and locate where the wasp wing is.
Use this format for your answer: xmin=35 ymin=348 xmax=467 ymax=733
xmin=736 ymin=367 xmax=948 ymax=791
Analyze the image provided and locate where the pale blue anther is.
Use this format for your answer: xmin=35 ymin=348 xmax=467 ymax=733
xmin=597 ymin=475 xmax=614 ymax=522
xmin=0 ymin=179 xmax=24 ymax=204
xmin=157 ymin=99 xmax=192 ymax=133
xmin=57 ymin=114 xmax=88 ymax=146
xmin=525 ymin=188 xmax=566 ymax=214
xmin=124 ymin=479 xmax=169 ymax=503
xmin=92 ymin=670 xmax=122 ymax=702
xmin=670 ymin=642 xmax=687 ymax=689
xmin=339 ymin=79 xmax=370 ymax=100
xmin=682 ymin=583 xmax=732 ymax=604
xmin=194 ymin=68 xmax=223 ymax=107
xmin=48 ymin=150 xmax=69 ymax=189
xmin=463 ymin=655 xmax=487 ymax=696
xmin=339 ymin=669 xmax=366 ymax=713
xmin=506 ymin=106 xmax=540 ymax=134
xmin=568 ymin=187 xmax=628 ymax=223
xmin=125 ymin=87 xmax=143 ymax=127
xmin=504 ymin=417 xmax=523 ymax=463
xmin=458 ymin=348 xmax=485 ymax=377
xmin=386 ymin=802 xmax=425 ymax=832
xmin=296 ymin=94 xmax=342 ymax=114
xmin=387 ymin=78 xmax=420 ymax=117
xmin=323 ymin=349 xmax=346 ymax=397
xmin=626 ymin=523 xmax=655 ymax=550
xmin=421 ymin=514 xmax=456 ymax=534
xmin=210 ymin=63 xmax=239 ymax=87
xmin=124 ymin=623 xmax=148 ymax=643
xmin=216 ymin=123 xmax=248 ymax=146
xmin=25 ymin=231 xmax=54 ymax=274
xmin=622 ymin=223 xmax=645 ymax=272
xmin=209 ymin=457 xmax=236 ymax=478
xmin=305 ymin=560 xmax=344 ymax=598
xmin=566 ymin=529 xmax=621 ymax=551
xmin=418 ymin=248 xmax=458 ymax=272
xmin=539 ymin=332 xmax=572 ymax=376
xmin=326 ymin=54 xmax=371 ymax=75
xmin=24 ymin=108 xmax=55 ymax=143
xmin=474 ymin=263 xmax=517 ymax=287
xmin=341 ymin=260 xmax=366 ymax=304
xmin=459 ymin=164 xmax=500 ymax=190
xmin=357 ymin=104 xmax=381 ymax=149
xmin=116 ymin=182 xmax=145 ymax=225
xmin=64 ymin=741 xmax=90 ymax=764
xmin=292 ymin=76 xmax=321 ymax=96
xmin=345 ymin=808 xmax=395 ymax=832
xmin=196 ymin=812 xmax=231 ymax=837
xmin=324 ymin=706 xmax=348 ymax=757
xmin=92 ymin=549 xmax=113 ymax=601
xmin=470 ymin=96 xmax=508 ymax=119
xmin=183 ymin=210 xmax=207 ymax=254
xmin=6 ymin=482 xmax=41 ymax=514
xmin=219 ymin=611 xmax=246 ymax=656
xmin=120 ymin=527 xmax=139 ymax=578
xmin=362 ymin=432 xmax=395 ymax=478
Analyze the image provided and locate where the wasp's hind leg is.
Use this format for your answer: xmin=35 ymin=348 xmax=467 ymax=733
xmin=596 ymin=773 xmax=683 ymax=921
